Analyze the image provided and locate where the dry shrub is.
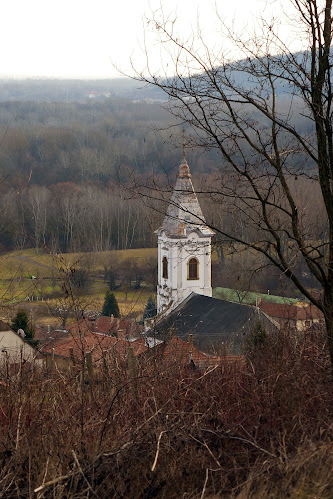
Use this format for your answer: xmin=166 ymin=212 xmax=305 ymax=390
xmin=0 ymin=326 xmax=332 ymax=498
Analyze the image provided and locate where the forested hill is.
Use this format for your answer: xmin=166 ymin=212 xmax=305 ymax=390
xmin=0 ymin=80 xmax=223 ymax=187
xmin=0 ymin=75 xmax=318 ymax=256
xmin=0 ymin=77 xmax=166 ymax=102
xmin=0 ymin=99 xmax=178 ymax=186
xmin=0 ymin=79 xmax=220 ymax=253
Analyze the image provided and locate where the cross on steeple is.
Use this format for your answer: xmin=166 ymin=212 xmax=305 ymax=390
xmin=182 ymin=128 xmax=186 ymax=162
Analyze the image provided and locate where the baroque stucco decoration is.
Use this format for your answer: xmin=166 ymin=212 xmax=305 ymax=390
xmin=155 ymin=156 xmax=214 ymax=315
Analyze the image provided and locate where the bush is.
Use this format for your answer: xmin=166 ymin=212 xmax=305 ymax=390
xmin=70 ymin=268 xmax=89 ymax=289
xmin=0 ymin=326 xmax=332 ymax=497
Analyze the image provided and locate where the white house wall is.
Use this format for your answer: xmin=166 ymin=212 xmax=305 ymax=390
xmin=0 ymin=330 xmax=42 ymax=366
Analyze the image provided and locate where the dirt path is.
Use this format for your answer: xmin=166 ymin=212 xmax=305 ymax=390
xmin=13 ymin=254 xmax=55 ymax=270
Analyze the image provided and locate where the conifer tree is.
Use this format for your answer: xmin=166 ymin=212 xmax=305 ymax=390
xmin=101 ymin=291 xmax=120 ymax=318
xmin=143 ymin=296 xmax=157 ymax=321
xmin=11 ymin=308 xmax=36 ymax=344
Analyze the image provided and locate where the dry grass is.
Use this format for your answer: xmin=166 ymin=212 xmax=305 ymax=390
xmin=0 ymin=248 xmax=157 ymax=323
xmin=0 ymin=326 xmax=333 ymax=497
xmin=0 ymin=248 xmax=157 ymax=279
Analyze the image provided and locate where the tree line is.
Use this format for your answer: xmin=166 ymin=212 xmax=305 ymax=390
xmin=0 ymin=183 xmax=161 ymax=252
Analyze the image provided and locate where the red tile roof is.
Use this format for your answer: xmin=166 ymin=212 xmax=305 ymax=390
xmin=67 ymin=317 xmax=143 ymax=338
xmin=295 ymin=304 xmax=324 ymax=320
xmin=42 ymin=331 xmax=147 ymax=367
xmin=152 ymin=336 xmax=221 ymax=368
xmin=258 ymin=302 xmax=323 ymax=322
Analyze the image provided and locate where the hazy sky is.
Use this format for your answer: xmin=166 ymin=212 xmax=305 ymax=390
xmin=1 ymin=0 xmax=299 ymax=79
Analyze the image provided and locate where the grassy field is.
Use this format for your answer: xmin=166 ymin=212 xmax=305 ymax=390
xmin=0 ymin=247 xmax=157 ymax=326
xmin=0 ymin=247 xmax=157 ymax=277
xmin=213 ymin=287 xmax=303 ymax=305
xmin=0 ymin=246 xmax=305 ymax=327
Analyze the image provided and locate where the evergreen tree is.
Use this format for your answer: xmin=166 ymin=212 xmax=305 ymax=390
xmin=143 ymin=296 xmax=157 ymax=321
xmin=11 ymin=308 xmax=37 ymax=344
xmin=101 ymin=291 xmax=120 ymax=318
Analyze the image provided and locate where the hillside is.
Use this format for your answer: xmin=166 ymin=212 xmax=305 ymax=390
xmin=0 ymin=247 xmax=157 ymax=326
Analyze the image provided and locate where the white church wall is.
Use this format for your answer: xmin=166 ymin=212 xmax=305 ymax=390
xmin=156 ymin=156 xmax=214 ymax=316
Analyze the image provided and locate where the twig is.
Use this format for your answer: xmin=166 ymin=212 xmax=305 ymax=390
xmin=225 ymin=434 xmax=277 ymax=458
xmin=34 ymin=473 xmax=75 ymax=493
xmin=72 ymin=449 xmax=99 ymax=498
xmin=35 ymin=457 xmax=49 ymax=498
xmin=15 ymin=406 xmax=22 ymax=451
xmin=151 ymin=431 xmax=167 ymax=472
xmin=196 ymin=364 xmax=219 ymax=380
xmin=190 ymin=435 xmax=221 ymax=468
xmin=103 ymin=440 xmax=133 ymax=457
xmin=200 ymin=468 xmax=209 ymax=499
xmin=202 ymin=428 xmax=277 ymax=458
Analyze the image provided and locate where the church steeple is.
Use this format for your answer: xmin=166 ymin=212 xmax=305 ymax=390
xmin=177 ymin=155 xmax=191 ymax=179
xmin=155 ymin=156 xmax=214 ymax=316
xmin=160 ymin=156 xmax=214 ymax=238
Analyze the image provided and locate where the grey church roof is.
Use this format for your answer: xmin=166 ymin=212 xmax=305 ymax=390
xmin=156 ymin=157 xmax=214 ymax=238
xmin=152 ymin=293 xmax=278 ymax=354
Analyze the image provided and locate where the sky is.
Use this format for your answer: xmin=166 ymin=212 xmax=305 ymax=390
xmin=0 ymin=0 xmax=301 ymax=79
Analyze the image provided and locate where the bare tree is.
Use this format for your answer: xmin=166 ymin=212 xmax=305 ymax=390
xmin=133 ymin=1 xmax=333 ymax=365
xmin=28 ymin=186 xmax=50 ymax=250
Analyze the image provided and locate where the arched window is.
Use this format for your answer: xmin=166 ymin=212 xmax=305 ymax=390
xmin=188 ymin=257 xmax=199 ymax=280
xmin=162 ymin=256 xmax=168 ymax=279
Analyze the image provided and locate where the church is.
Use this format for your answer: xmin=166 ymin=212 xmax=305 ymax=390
xmin=152 ymin=155 xmax=278 ymax=354
xmin=155 ymin=153 xmax=215 ymax=315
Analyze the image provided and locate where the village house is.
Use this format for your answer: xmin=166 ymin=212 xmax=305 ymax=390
xmin=145 ymin=335 xmax=240 ymax=370
xmin=41 ymin=313 xmax=222 ymax=372
xmin=0 ymin=320 xmax=43 ymax=367
xmin=42 ymin=330 xmax=147 ymax=372
xmin=35 ymin=315 xmax=143 ymax=346
xmin=41 ymin=316 xmax=146 ymax=371
xmin=257 ymin=301 xmax=324 ymax=331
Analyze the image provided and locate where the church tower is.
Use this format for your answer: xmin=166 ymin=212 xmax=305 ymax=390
xmin=155 ymin=155 xmax=214 ymax=315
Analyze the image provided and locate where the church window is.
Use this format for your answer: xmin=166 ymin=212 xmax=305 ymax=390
xmin=188 ymin=257 xmax=199 ymax=280
xmin=162 ymin=256 xmax=168 ymax=279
